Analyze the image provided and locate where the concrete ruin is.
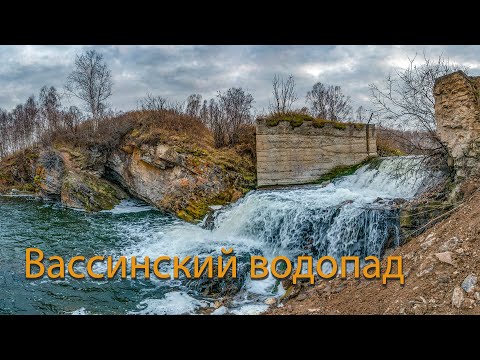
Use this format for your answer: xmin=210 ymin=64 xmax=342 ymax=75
xmin=434 ymin=70 xmax=480 ymax=180
xmin=256 ymin=119 xmax=377 ymax=186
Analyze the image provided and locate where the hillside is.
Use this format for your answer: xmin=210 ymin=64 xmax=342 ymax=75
xmin=0 ymin=110 xmax=257 ymax=221
xmin=268 ymin=178 xmax=480 ymax=315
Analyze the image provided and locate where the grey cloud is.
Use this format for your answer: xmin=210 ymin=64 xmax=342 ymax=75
xmin=1 ymin=45 xmax=480 ymax=115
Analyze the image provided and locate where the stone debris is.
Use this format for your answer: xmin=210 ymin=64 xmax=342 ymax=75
xmin=435 ymin=251 xmax=455 ymax=266
xmin=439 ymin=237 xmax=459 ymax=252
xmin=264 ymin=297 xmax=276 ymax=305
xmin=452 ymin=287 xmax=464 ymax=308
xmin=461 ymin=273 xmax=477 ymax=293
xmin=463 ymin=298 xmax=475 ymax=309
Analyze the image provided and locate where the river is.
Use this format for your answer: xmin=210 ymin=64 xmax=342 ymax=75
xmin=0 ymin=157 xmax=435 ymax=314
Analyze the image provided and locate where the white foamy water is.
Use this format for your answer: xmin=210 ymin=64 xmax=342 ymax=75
xmin=71 ymin=307 xmax=89 ymax=315
xmin=131 ymin=292 xmax=209 ymax=315
xmin=113 ymin=156 xmax=438 ymax=314
xmin=102 ymin=199 xmax=157 ymax=214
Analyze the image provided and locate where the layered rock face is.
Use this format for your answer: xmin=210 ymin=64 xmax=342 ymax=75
xmin=25 ymin=140 xmax=252 ymax=221
xmin=106 ymin=142 xmax=245 ymax=221
xmin=434 ymin=71 xmax=480 ymax=180
xmin=256 ymin=119 xmax=377 ymax=186
xmin=34 ymin=149 xmax=127 ymax=211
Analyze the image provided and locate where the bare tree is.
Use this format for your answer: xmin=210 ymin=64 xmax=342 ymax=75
xmin=0 ymin=109 xmax=11 ymax=158
xmin=306 ymin=82 xmax=352 ymax=121
xmin=207 ymin=99 xmax=227 ymax=148
xmin=218 ymin=88 xmax=254 ymax=145
xmin=270 ymin=74 xmax=297 ymax=114
xmin=185 ymin=94 xmax=202 ymax=117
xmin=140 ymin=93 xmax=167 ymax=111
xmin=166 ymin=100 xmax=185 ymax=115
xmin=63 ymin=106 xmax=83 ymax=133
xmin=355 ymin=105 xmax=370 ymax=123
xmin=65 ymin=49 xmax=113 ymax=124
xmin=39 ymin=86 xmax=62 ymax=134
xmin=199 ymin=99 xmax=208 ymax=125
xmin=370 ymin=53 xmax=467 ymax=169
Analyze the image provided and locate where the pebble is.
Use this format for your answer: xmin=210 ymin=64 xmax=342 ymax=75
xmin=452 ymin=287 xmax=464 ymax=308
xmin=463 ymin=298 xmax=475 ymax=309
xmin=461 ymin=273 xmax=477 ymax=293
xmin=435 ymin=252 xmax=455 ymax=266
xmin=420 ymin=238 xmax=433 ymax=250
xmin=413 ymin=303 xmax=427 ymax=315
xmin=474 ymin=292 xmax=480 ymax=301
xmin=439 ymin=237 xmax=459 ymax=252
xmin=264 ymin=297 xmax=276 ymax=305
xmin=437 ymin=272 xmax=451 ymax=284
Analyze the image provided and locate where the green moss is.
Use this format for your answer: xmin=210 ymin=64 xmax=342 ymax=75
xmin=62 ymin=172 xmax=124 ymax=212
xmin=264 ymin=113 xmax=315 ymax=128
xmin=313 ymin=157 xmax=375 ymax=184
xmin=33 ymin=174 xmax=43 ymax=187
xmin=333 ymin=122 xmax=347 ymax=130
xmin=25 ymin=151 xmax=39 ymax=160
xmin=263 ymin=113 xmax=369 ymax=132
xmin=21 ymin=183 xmax=35 ymax=192
xmin=400 ymin=211 xmax=412 ymax=227
xmin=176 ymin=147 xmax=208 ymax=157
xmin=312 ymin=119 xmax=327 ymax=128
xmin=177 ymin=190 xmax=236 ymax=222
xmin=377 ymin=143 xmax=406 ymax=157
xmin=130 ymin=129 xmax=141 ymax=138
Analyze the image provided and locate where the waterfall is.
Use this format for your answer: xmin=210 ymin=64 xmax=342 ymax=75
xmin=122 ymin=156 xmax=440 ymax=314
xmin=211 ymin=156 xmax=437 ymax=260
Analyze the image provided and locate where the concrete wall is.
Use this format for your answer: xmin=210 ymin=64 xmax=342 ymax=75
xmin=434 ymin=71 xmax=480 ymax=180
xmin=256 ymin=119 xmax=377 ymax=186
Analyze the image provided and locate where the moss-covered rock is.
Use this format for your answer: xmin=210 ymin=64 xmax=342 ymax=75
xmin=61 ymin=171 xmax=127 ymax=211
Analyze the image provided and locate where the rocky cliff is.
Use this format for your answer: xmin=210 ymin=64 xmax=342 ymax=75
xmin=0 ymin=110 xmax=256 ymax=221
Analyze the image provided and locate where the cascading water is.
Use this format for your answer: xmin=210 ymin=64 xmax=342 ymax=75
xmin=120 ymin=156 xmax=439 ymax=314
xmin=0 ymin=156 xmax=441 ymax=315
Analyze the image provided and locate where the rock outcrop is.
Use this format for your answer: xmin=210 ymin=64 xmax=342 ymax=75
xmin=106 ymin=141 xmax=248 ymax=221
xmin=434 ymin=70 xmax=480 ymax=180
xmin=33 ymin=149 xmax=127 ymax=211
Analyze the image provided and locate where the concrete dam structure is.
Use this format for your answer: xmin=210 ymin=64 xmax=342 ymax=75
xmin=256 ymin=118 xmax=377 ymax=187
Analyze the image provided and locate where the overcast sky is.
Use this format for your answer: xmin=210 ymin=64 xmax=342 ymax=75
xmin=1 ymin=45 xmax=480 ymax=114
